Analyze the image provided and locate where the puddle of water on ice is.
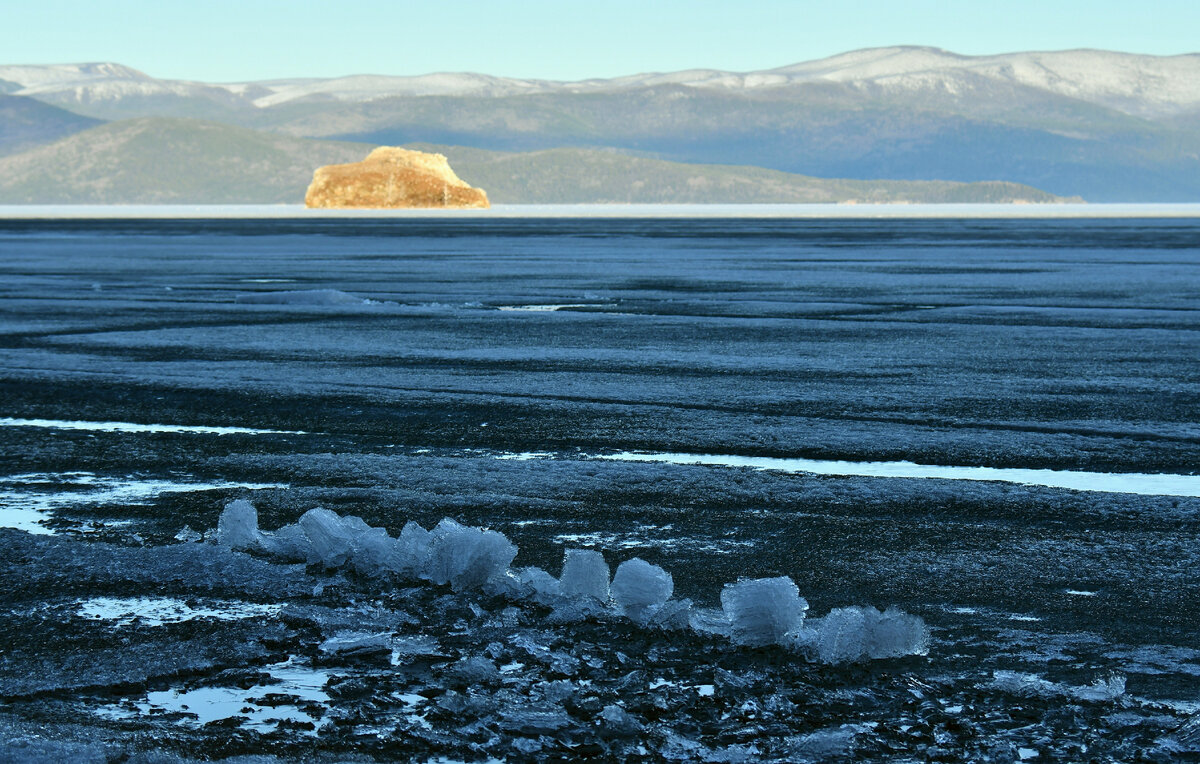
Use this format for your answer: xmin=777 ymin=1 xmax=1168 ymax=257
xmin=0 ymin=417 xmax=304 ymax=436
xmin=394 ymin=692 xmax=428 ymax=706
xmin=0 ymin=472 xmax=286 ymax=535
xmin=78 ymin=597 xmax=281 ymax=627
xmin=98 ymin=659 xmax=331 ymax=734
xmin=592 ymin=451 xmax=1200 ymax=498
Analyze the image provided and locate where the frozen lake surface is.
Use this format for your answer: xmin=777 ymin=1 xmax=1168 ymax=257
xmin=0 ymin=215 xmax=1198 ymax=761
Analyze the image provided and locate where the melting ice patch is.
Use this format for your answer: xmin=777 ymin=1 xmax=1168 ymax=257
xmin=595 ymin=451 xmax=1200 ymax=498
xmin=0 ymin=472 xmax=286 ymax=535
xmin=78 ymin=597 xmax=281 ymax=627
xmin=0 ymin=417 xmax=303 ymax=436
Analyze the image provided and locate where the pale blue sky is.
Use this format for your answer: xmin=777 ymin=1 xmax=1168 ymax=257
xmin=4 ymin=0 xmax=1198 ymax=82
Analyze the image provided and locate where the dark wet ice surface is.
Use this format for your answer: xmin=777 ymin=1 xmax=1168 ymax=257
xmin=0 ymin=217 xmax=1198 ymax=761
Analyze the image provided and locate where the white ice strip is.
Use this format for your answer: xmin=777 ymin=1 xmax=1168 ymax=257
xmin=0 ymin=417 xmax=304 ymax=436
xmin=0 ymin=473 xmax=286 ymax=535
xmin=495 ymin=452 xmax=555 ymax=461
xmin=594 ymin=451 xmax=1200 ymax=498
xmin=78 ymin=597 xmax=281 ymax=627
xmin=497 ymin=304 xmax=599 ymax=312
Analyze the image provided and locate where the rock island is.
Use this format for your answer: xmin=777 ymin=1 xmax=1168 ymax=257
xmin=305 ymin=147 xmax=489 ymax=209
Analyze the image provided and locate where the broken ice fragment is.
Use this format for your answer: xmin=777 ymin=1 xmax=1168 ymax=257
xmin=812 ymin=606 xmax=868 ymax=663
xmin=807 ymin=605 xmax=930 ymax=662
xmin=515 ymin=566 xmax=562 ymax=604
xmin=259 ymin=522 xmax=310 ymax=562
xmin=499 ymin=708 xmax=572 ymax=735
xmin=216 ymin=499 xmax=260 ymax=550
xmin=650 ymin=598 xmax=694 ymax=630
xmin=425 ymin=518 xmax=517 ymax=592
xmin=721 ymin=577 xmax=808 ymax=647
xmin=444 ymin=656 xmax=502 ymax=688
xmin=864 ymin=605 xmax=931 ymax=659
xmin=348 ymin=524 xmax=398 ymax=577
xmin=298 ymin=508 xmax=355 ymax=568
xmin=319 ymin=631 xmax=391 ymax=657
xmin=393 ymin=520 xmax=432 ymax=579
xmin=611 ymin=558 xmax=673 ymax=623
xmin=559 ymin=548 xmax=610 ymax=603
xmin=174 ymin=525 xmax=202 ymax=543
xmin=599 ymin=704 xmax=643 ymax=736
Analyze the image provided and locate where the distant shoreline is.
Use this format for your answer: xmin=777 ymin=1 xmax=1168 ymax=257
xmin=3 ymin=203 xmax=1200 ymax=220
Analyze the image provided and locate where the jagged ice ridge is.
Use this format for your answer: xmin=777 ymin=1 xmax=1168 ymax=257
xmin=215 ymin=500 xmax=929 ymax=663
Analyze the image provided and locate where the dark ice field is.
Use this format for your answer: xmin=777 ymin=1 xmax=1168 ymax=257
xmin=1 ymin=216 xmax=1198 ymax=762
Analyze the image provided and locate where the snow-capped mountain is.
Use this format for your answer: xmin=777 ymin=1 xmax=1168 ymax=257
xmin=0 ymin=62 xmax=250 ymax=108
xmin=3 ymin=47 xmax=1200 ymax=117
xmin=764 ymin=47 xmax=1200 ymax=118
xmin=4 ymin=47 xmax=1200 ymax=201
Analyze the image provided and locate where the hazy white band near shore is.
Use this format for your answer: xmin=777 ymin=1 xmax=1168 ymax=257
xmin=3 ymin=203 xmax=1200 ymax=219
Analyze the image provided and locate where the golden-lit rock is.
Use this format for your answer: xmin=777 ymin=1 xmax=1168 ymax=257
xmin=305 ymin=147 xmax=489 ymax=209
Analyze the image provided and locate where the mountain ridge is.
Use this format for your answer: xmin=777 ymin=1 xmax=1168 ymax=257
xmin=4 ymin=46 xmax=1200 ymax=117
xmin=0 ymin=117 xmax=1075 ymax=205
xmin=2 ymin=47 xmax=1198 ymax=201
